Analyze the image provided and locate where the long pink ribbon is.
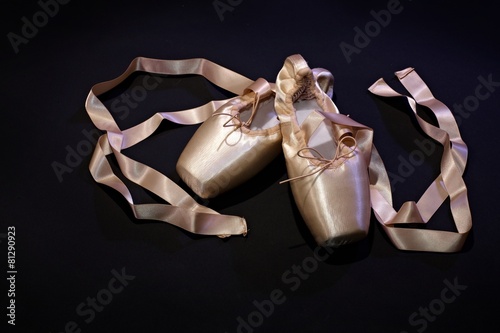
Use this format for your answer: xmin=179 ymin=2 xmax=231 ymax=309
xmin=368 ymin=68 xmax=472 ymax=252
xmin=86 ymin=57 xmax=255 ymax=237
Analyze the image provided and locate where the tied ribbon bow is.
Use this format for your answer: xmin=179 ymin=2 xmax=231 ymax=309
xmin=212 ymin=91 xmax=262 ymax=131
xmin=212 ymin=77 xmax=273 ymax=132
xmin=280 ymin=135 xmax=358 ymax=184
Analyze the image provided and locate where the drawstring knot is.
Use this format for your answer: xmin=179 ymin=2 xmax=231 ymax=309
xmin=212 ymin=92 xmax=261 ymax=131
xmin=280 ymin=135 xmax=357 ymax=184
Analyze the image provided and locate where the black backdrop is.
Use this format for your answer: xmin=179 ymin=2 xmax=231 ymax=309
xmin=2 ymin=0 xmax=499 ymax=332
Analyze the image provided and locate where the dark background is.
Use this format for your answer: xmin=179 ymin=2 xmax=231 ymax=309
xmin=2 ymin=0 xmax=499 ymax=332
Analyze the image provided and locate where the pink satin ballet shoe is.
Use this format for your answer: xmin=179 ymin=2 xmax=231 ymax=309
xmin=176 ymin=78 xmax=282 ymax=199
xmin=275 ymin=54 xmax=374 ymax=247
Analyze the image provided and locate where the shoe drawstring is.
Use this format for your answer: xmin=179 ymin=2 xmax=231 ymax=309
xmin=212 ymin=92 xmax=261 ymax=131
xmin=279 ymin=135 xmax=357 ymax=184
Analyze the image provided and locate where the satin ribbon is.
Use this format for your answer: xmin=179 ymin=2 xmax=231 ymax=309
xmin=368 ymin=68 xmax=472 ymax=252
xmin=86 ymin=57 xmax=256 ymax=237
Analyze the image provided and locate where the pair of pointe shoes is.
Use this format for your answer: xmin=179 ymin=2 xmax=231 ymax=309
xmin=176 ymin=54 xmax=373 ymax=248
